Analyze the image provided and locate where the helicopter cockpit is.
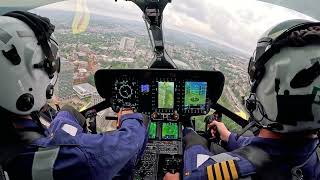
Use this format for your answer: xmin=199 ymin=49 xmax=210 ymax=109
xmin=77 ymin=1 xmax=247 ymax=178
xmin=0 ymin=0 xmax=318 ymax=179
xmin=91 ymin=68 xmax=225 ymax=178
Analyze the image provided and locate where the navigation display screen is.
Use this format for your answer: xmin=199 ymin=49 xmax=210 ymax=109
xmin=184 ymin=82 xmax=207 ymax=107
xmin=148 ymin=122 xmax=157 ymax=139
xmin=158 ymin=82 xmax=174 ymax=109
xmin=161 ymin=122 xmax=179 ymax=140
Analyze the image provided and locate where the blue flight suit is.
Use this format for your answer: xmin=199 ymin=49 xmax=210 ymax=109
xmin=5 ymin=111 xmax=148 ymax=180
xmin=184 ymin=130 xmax=320 ymax=179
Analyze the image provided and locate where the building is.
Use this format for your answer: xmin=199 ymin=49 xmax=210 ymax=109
xmin=88 ymin=53 xmax=98 ymax=74
xmin=73 ymin=70 xmax=90 ymax=85
xmin=91 ymin=92 xmax=104 ymax=106
xmin=55 ymin=59 xmax=75 ymax=100
xmin=78 ymin=61 xmax=88 ymax=69
xmin=73 ymin=83 xmax=97 ymax=99
xmin=78 ymin=44 xmax=91 ymax=53
xmin=119 ymin=37 xmax=136 ymax=51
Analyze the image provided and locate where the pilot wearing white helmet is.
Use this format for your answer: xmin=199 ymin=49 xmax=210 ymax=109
xmin=0 ymin=11 xmax=149 ymax=180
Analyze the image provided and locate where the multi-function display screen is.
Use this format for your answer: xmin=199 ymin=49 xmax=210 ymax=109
xmin=148 ymin=122 xmax=157 ymax=139
xmin=184 ymin=82 xmax=207 ymax=107
xmin=161 ymin=122 xmax=179 ymax=140
xmin=158 ymin=82 xmax=174 ymax=109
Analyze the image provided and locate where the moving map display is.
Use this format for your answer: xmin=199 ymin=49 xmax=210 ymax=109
xmin=148 ymin=122 xmax=157 ymax=139
xmin=184 ymin=82 xmax=207 ymax=107
xmin=158 ymin=82 xmax=174 ymax=109
xmin=161 ymin=122 xmax=179 ymax=140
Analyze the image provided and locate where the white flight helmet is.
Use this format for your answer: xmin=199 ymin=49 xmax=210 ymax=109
xmin=247 ymin=19 xmax=320 ymax=133
xmin=0 ymin=11 xmax=60 ymax=115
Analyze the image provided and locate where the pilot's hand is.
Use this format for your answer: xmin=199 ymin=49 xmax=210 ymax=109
xmin=118 ymin=108 xmax=134 ymax=116
xmin=117 ymin=108 xmax=134 ymax=127
xmin=117 ymin=108 xmax=150 ymax=128
xmin=163 ymin=173 xmax=180 ymax=180
xmin=208 ymin=121 xmax=231 ymax=142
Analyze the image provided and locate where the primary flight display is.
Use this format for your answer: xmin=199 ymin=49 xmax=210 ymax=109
xmin=158 ymin=82 xmax=174 ymax=109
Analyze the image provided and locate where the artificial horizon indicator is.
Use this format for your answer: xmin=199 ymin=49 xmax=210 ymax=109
xmin=158 ymin=82 xmax=174 ymax=109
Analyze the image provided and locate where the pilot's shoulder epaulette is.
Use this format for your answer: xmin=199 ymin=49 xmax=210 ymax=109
xmin=206 ymin=160 xmax=239 ymax=180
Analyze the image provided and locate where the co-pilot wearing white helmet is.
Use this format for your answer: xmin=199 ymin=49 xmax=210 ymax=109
xmin=167 ymin=19 xmax=320 ymax=180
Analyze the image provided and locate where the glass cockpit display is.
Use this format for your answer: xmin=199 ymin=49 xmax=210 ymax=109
xmin=107 ymin=70 xmax=219 ymax=115
xmin=148 ymin=122 xmax=157 ymax=139
xmin=161 ymin=122 xmax=179 ymax=140
xmin=158 ymin=82 xmax=174 ymax=109
xmin=184 ymin=82 xmax=207 ymax=107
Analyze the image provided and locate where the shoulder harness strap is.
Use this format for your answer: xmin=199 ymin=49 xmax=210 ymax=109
xmin=233 ymin=145 xmax=292 ymax=180
xmin=316 ymin=147 xmax=320 ymax=161
xmin=233 ymin=145 xmax=272 ymax=170
xmin=1 ymin=131 xmax=45 ymax=179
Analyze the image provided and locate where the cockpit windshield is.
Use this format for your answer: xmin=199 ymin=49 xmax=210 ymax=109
xmin=1 ymin=0 xmax=316 ymax=132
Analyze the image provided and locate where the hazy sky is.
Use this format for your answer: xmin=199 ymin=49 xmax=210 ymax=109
xmin=41 ymin=0 xmax=316 ymax=55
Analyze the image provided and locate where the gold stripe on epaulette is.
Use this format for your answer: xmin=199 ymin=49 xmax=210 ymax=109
xmin=206 ymin=160 xmax=239 ymax=180
xmin=207 ymin=165 xmax=214 ymax=180
xmin=228 ymin=160 xmax=239 ymax=179
xmin=221 ymin=161 xmax=231 ymax=180
xmin=214 ymin=163 xmax=222 ymax=180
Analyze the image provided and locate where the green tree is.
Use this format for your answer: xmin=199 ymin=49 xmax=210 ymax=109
xmin=88 ymin=74 xmax=95 ymax=87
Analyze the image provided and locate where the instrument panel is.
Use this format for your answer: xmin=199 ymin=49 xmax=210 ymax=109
xmin=95 ymin=69 xmax=225 ymax=117
xmin=94 ymin=69 xmax=224 ymax=179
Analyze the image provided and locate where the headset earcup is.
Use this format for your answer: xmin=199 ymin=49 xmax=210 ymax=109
xmin=46 ymin=84 xmax=54 ymax=99
xmin=245 ymin=95 xmax=257 ymax=113
xmin=16 ymin=93 xmax=34 ymax=112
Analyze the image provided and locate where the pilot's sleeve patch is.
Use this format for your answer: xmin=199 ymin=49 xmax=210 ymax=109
xmin=61 ymin=124 xmax=78 ymax=136
xmin=206 ymin=160 xmax=239 ymax=180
